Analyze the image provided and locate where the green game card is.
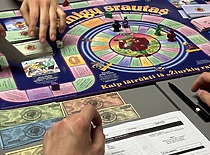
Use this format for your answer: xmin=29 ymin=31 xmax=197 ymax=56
xmin=0 ymin=56 xmax=9 ymax=66
xmin=70 ymin=1 xmax=90 ymax=9
xmin=6 ymin=28 xmax=39 ymax=43
xmin=0 ymin=77 xmax=16 ymax=91
xmin=188 ymin=35 xmax=209 ymax=45
xmin=0 ymin=11 xmax=15 ymax=19
xmin=73 ymin=75 xmax=95 ymax=92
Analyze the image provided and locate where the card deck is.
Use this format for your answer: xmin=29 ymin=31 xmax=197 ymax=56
xmin=182 ymin=4 xmax=210 ymax=18
xmin=191 ymin=16 xmax=210 ymax=31
xmin=0 ymin=37 xmax=26 ymax=64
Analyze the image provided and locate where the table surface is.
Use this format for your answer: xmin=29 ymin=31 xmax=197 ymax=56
xmin=157 ymin=74 xmax=210 ymax=140
xmin=0 ymin=0 xmax=210 ymax=154
xmin=0 ymin=85 xmax=178 ymax=154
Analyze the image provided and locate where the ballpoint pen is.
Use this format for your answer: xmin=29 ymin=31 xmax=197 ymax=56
xmin=168 ymin=82 xmax=210 ymax=122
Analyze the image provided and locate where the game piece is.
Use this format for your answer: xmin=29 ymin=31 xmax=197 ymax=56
xmin=112 ymin=20 xmax=121 ymax=32
xmin=91 ymin=61 xmax=103 ymax=69
xmin=51 ymin=82 xmax=60 ymax=91
xmin=156 ymin=65 xmax=165 ymax=72
xmin=81 ymin=38 xmax=87 ymax=41
xmin=56 ymin=40 xmax=63 ymax=48
xmin=154 ymin=24 xmax=162 ymax=36
xmin=62 ymin=0 xmax=69 ymax=7
xmin=105 ymin=11 xmax=112 ymax=18
xmin=167 ymin=29 xmax=176 ymax=42
xmin=122 ymin=17 xmax=129 ymax=28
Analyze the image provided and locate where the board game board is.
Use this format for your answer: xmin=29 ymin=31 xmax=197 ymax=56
xmin=0 ymin=0 xmax=210 ymax=109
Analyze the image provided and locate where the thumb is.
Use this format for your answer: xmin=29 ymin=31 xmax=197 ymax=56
xmin=92 ymin=125 xmax=105 ymax=146
xmin=0 ymin=24 xmax=5 ymax=38
xmin=198 ymin=89 xmax=210 ymax=107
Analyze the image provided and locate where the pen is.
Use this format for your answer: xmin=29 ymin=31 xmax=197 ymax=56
xmin=168 ymin=82 xmax=210 ymax=122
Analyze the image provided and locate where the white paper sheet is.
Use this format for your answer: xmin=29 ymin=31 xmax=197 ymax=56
xmin=104 ymin=111 xmax=210 ymax=155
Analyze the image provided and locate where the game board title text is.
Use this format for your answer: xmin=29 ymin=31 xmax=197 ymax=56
xmin=65 ymin=5 xmax=169 ymax=25
xmin=100 ymin=64 xmax=210 ymax=90
xmin=104 ymin=5 xmax=169 ymax=15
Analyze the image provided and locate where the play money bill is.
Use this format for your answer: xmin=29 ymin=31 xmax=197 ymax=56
xmin=99 ymin=104 xmax=140 ymax=126
xmin=5 ymin=144 xmax=42 ymax=155
xmin=0 ymin=117 xmax=62 ymax=150
xmin=62 ymin=92 xmax=126 ymax=115
xmin=0 ymin=102 xmax=64 ymax=130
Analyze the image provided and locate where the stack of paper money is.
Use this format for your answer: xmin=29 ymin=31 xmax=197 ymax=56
xmin=191 ymin=16 xmax=210 ymax=32
xmin=0 ymin=102 xmax=65 ymax=149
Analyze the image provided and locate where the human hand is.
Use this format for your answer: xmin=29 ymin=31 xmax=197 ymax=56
xmin=43 ymin=104 xmax=105 ymax=155
xmin=0 ymin=24 xmax=6 ymax=38
xmin=20 ymin=0 xmax=66 ymax=43
xmin=191 ymin=72 xmax=210 ymax=107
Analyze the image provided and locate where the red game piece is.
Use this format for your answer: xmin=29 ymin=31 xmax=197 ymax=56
xmin=62 ymin=0 xmax=69 ymax=7
xmin=167 ymin=29 xmax=176 ymax=42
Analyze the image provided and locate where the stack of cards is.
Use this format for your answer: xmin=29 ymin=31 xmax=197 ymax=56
xmin=0 ymin=18 xmax=54 ymax=64
xmin=191 ymin=16 xmax=210 ymax=31
xmin=168 ymin=0 xmax=196 ymax=8
xmin=5 ymin=28 xmax=39 ymax=43
xmin=13 ymin=40 xmax=53 ymax=60
xmin=182 ymin=4 xmax=210 ymax=18
xmin=0 ymin=37 xmax=54 ymax=64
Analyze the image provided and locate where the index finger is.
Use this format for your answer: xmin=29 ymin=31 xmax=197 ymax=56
xmin=80 ymin=104 xmax=102 ymax=126
xmin=191 ymin=72 xmax=210 ymax=92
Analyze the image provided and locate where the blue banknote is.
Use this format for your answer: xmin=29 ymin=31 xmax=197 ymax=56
xmin=0 ymin=117 xmax=62 ymax=149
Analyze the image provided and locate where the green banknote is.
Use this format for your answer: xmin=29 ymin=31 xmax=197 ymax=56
xmin=0 ymin=102 xmax=64 ymax=129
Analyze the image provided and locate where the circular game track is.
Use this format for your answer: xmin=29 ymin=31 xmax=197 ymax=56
xmin=66 ymin=14 xmax=189 ymax=73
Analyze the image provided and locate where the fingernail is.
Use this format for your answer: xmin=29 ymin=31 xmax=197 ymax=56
xmin=197 ymin=89 xmax=203 ymax=96
xmin=51 ymin=34 xmax=56 ymax=40
xmin=59 ymin=27 xmax=65 ymax=33
xmin=30 ymin=31 xmax=35 ymax=36
xmin=40 ymin=37 xmax=46 ymax=43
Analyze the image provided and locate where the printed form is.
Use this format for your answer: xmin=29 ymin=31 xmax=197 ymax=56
xmin=104 ymin=111 xmax=210 ymax=155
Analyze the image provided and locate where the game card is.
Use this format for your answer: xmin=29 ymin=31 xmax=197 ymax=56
xmin=21 ymin=55 xmax=60 ymax=78
xmin=13 ymin=40 xmax=53 ymax=56
xmin=6 ymin=28 xmax=39 ymax=43
xmin=4 ymin=18 xmax=27 ymax=31
xmin=168 ymin=0 xmax=195 ymax=8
